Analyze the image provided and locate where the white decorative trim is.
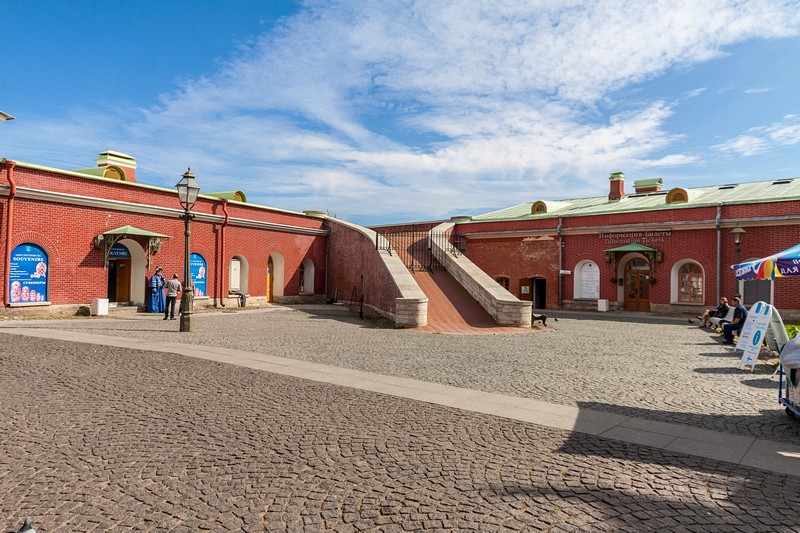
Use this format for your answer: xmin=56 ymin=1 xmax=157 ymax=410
xmin=0 ymin=185 xmax=328 ymax=236
xmin=9 ymin=301 xmax=50 ymax=307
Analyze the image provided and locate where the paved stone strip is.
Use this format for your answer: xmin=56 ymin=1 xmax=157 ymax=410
xmin=2 ymin=335 xmax=800 ymax=531
xmin=5 ymin=308 xmax=797 ymax=443
xmin=3 ymin=326 xmax=800 ymax=479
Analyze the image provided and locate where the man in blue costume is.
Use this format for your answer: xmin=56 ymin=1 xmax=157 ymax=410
xmin=147 ymin=267 xmax=166 ymax=313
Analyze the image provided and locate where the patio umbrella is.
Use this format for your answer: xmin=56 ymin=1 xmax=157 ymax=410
xmin=733 ymin=243 xmax=800 ymax=281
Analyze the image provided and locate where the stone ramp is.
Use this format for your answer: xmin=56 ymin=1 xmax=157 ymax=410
xmin=412 ymin=269 xmax=528 ymax=334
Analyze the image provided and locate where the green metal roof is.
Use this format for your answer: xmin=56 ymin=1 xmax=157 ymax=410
xmin=73 ymin=167 xmax=107 ymax=177
xmin=103 ymin=225 xmax=170 ymax=238
xmin=633 ymin=178 xmax=662 ymax=188
xmin=469 ymin=178 xmax=800 ymax=222
xmin=205 ymin=190 xmax=247 ymax=202
xmin=605 ymin=243 xmax=657 ymax=252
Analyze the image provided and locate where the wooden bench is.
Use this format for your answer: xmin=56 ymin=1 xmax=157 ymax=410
xmin=709 ymin=307 xmax=735 ymax=330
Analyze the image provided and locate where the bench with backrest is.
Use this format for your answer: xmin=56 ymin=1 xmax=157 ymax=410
xmin=708 ymin=306 xmax=736 ymax=330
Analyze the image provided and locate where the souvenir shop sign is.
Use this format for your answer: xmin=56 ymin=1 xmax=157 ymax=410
xmin=108 ymin=243 xmax=131 ymax=258
xmin=9 ymin=244 xmax=48 ymax=303
xmin=600 ymin=231 xmax=671 ymax=245
xmin=190 ymin=253 xmax=207 ymax=297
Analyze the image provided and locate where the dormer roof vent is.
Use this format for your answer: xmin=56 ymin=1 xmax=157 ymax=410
xmin=633 ymin=178 xmax=662 ymax=194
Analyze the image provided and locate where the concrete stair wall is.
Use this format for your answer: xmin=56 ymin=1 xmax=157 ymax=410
xmin=431 ymin=222 xmax=532 ymax=327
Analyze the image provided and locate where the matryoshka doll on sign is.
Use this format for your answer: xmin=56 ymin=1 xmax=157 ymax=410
xmin=10 ymin=281 xmax=21 ymax=303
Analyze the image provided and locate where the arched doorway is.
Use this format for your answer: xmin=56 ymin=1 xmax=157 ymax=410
xmin=300 ymin=258 xmax=315 ymax=294
xmin=266 ymin=257 xmax=274 ymax=302
xmin=107 ymin=243 xmax=131 ymax=303
xmin=624 ymin=257 xmax=651 ymax=311
xmin=268 ymin=251 xmax=285 ymax=300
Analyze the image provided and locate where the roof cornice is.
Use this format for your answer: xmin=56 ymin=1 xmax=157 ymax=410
xmin=0 ymin=185 xmax=328 ymax=236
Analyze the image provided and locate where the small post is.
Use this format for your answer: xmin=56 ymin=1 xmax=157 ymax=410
xmin=359 ymin=274 xmax=364 ymax=319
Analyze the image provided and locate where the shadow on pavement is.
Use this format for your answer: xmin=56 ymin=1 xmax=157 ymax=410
xmin=570 ymin=400 xmax=800 ymax=442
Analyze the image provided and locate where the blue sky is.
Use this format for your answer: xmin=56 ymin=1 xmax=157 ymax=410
xmin=2 ymin=1 xmax=800 ymax=226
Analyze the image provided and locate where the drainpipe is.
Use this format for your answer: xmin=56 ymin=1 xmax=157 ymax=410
xmin=557 ymin=216 xmax=563 ymax=308
xmin=219 ymin=199 xmax=229 ymax=307
xmin=715 ymin=204 xmax=722 ymax=303
xmin=3 ymin=160 xmax=17 ymax=307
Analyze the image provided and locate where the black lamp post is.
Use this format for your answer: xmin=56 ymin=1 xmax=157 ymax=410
xmin=175 ymin=168 xmax=200 ymax=332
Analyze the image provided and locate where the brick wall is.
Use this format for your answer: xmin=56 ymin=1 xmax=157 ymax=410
xmin=1 ymin=162 xmax=327 ymax=309
xmin=325 ymin=218 xmax=427 ymax=326
xmin=455 ymin=201 xmax=800 ymax=317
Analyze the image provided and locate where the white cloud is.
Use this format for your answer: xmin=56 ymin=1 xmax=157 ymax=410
xmin=712 ymin=135 xmax=770 ymax=157
xmin=4 ymin=0 xmax=800 ymax=221
xmin=714 ymin=115 xmax=800 ymax=157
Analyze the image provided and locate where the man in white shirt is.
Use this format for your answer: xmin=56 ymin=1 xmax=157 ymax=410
xmin=164 ymin=274 xmax=182 ymax=320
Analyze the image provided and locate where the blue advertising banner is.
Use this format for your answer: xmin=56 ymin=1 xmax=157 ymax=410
xmin=108 ymin=243 xmax=131 ymax=258
xmin=190 ymin=253 xmax=207 ymax=297
xmin=9 ymin=244 xmax=48 ymax=303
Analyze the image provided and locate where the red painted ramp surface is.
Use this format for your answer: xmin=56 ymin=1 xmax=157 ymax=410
xmin=412 ymin=270 xmax=529 ymax=335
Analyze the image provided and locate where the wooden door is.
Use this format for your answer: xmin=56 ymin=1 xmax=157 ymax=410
xmin=518 ymin=278 xmax=532 ymax=301
xmin=623 ymin=258 xmax=650 ymax=312
xmin=115 ymin=259 xmax=131 ymax=303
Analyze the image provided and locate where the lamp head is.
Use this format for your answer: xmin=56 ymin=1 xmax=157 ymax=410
xmin=730 ymin=226 xmax=746 ymax=245
xmin=175 ymin=167 xmax=201 ymax=210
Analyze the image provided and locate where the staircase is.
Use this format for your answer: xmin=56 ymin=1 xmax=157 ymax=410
xmin=379 ymin=230 xmax=525 ymax=334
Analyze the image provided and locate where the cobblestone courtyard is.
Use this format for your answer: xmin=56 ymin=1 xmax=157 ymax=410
xmin=2 ymin=308 xmax=799 ymax=531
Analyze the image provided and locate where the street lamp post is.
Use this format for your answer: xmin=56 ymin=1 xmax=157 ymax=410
xmin=175 ymin=168 xmax=200 ymax=332
xmin=731 ymin=226 xmax=746 ymax=299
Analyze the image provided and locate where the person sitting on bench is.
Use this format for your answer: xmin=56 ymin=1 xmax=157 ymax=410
xmin=723 ymin=297 xmax=748 ymax=345
xmin=697 ymin=297 xmax=729 ymax=328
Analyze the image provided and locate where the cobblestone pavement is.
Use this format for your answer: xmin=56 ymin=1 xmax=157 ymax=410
xmin=3 ymin=333 xmax=800 ymax=532
xmin=14 ymin=307 xmax=800 ymax=442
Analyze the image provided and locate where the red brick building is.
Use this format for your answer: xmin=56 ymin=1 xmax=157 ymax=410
xmin=453 ymin=172 xmax=800 ymax=320
xmin=4 ymin=151 xmax=800 ymax=325
xmin=0 ymin=151 xmax=328 ymax=314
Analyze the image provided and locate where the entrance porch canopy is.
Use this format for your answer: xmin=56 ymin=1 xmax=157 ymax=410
xmin=95 ymin=225 xmax=171 ymax=269
xmin=604 ymin=243 xmax=657 ymax=253
xmin=604 ymin=243 xmax=660 ymax=280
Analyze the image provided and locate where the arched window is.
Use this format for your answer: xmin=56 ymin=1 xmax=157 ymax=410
xmin=573 ymin=260 xmax=600 ymax=299
xmin=678 ymin=262 xmax=703 ymax=303
xmin=495 ymin=276 xmax=510 ymax=290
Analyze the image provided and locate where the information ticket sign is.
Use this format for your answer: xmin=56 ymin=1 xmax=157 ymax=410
xmin=736 ymin=301 xmax=772 ymax=370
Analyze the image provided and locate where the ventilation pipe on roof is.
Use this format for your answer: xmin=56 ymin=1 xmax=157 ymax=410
xmin=3 ymin=160 xmax=17 ymax=307
xmin=557 ymin=216 xmax=563 ymax=308
xmin=608 ymin=172 xmax=625 ymax=201
xmin=715 ymin=204 xmax=722 ymax=303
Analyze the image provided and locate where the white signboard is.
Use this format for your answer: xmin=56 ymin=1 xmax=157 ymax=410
xmin=736 ymin=301 xmax=772 ymax=370
xmin=580 ymin=262 xmax=600 ymax=299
